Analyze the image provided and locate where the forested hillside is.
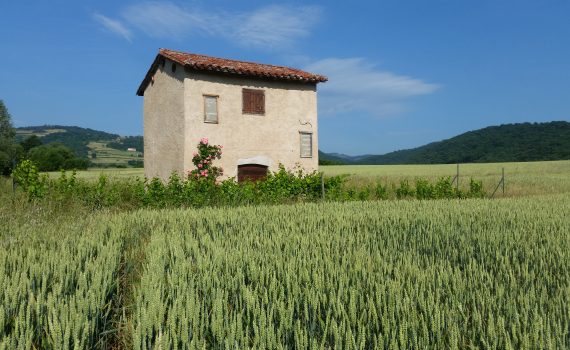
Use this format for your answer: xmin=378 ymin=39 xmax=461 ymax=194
xmin=352 ymin=121 xmax=570 ymax=164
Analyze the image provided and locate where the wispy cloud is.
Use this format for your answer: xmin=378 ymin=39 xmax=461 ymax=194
xmin=92 ymin=13 xmax=132 ymax=42
xmin=93 ymin=2 xmax=320 ymax=49
xmin=231 ymin=5 xmax=321 ymax=48
xmin=305 ymin=58 xmax=440 ymax=117
xmin=120 ymin=2 xmax=214 ymax=39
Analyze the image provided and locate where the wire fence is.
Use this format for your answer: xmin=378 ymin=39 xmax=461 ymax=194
xmin=451 ymin=164 xmax=506 ymax=199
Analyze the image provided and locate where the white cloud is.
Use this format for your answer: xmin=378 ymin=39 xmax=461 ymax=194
xmin=92 ymin=13 xmax=132 ymax=42
xmin=305 ymin=58 xmax=440 ymax=117
xmin=120 ymin=2 xmax=215 ymax=39
xmin=116 ymin=2 xmax=320 ymax=49
xmin=232 ymin=5 xmax=321 ymax=48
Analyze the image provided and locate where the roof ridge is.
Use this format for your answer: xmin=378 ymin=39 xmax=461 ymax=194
xmin=159 ymin=48 xmax=312 ymax=74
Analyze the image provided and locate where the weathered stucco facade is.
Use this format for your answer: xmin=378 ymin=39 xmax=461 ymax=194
xmin=138 ymin=49 xmax=327 ymax=180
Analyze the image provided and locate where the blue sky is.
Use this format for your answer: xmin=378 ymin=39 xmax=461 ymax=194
xmin=1 ymin=1 xmax=569 ymax=155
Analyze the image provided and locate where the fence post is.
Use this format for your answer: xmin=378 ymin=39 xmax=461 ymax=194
xmin=502 ymin=167 xmax=505 ymax=195
xmin=12 ymin=158 xmax=16 ymax=195
xmin=321 ymin=172 xmax=325 ymax=200
xmin=456 ymin=163 xmax=459 ymax=191
xmin=490 ymin=167 xmax=506 ymax=199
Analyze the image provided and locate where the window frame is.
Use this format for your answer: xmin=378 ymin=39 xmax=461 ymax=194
xmin=242 ymin=88 xmax=265 ymax=115
xmin=299 ymin=132 xmax=313 ymax=158
xmin=203 ymin=94 xmax=219 ymax=124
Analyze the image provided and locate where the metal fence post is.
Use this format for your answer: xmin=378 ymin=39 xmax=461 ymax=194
xmin=321 ymin=173 xmax=325 ymax=200
xmin=502 ymin=167 xmax=505 ymax=195
xmin=456 ymin=163 xmax=459 ymax=191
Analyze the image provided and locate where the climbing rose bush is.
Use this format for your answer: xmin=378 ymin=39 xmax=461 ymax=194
xmin=188 ymin=138 xmax=223 ymax=181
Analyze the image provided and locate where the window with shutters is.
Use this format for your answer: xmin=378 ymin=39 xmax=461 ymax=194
xmin=203 ymin=95 xmax=218 ymax=123
xmin=242 ymin=88 xmax=265 ymax=115
xmin=300 ymin=132 xmax=313 ymax=158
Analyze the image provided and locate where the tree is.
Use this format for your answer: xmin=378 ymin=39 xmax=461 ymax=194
xmin=20 ymin=135 xmax=43 ymax=154
xmin=28 ymin=143 xmax=89 ymax=171
xmin=0 ymin=100 xmax=20 ymax=175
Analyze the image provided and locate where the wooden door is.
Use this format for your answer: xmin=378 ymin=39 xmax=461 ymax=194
xmin=237 ymin=164 xmax=268 ymax=183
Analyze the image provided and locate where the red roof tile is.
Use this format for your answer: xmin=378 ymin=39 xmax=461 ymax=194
xmin=137 ymin=48 xmax=327 ymax=96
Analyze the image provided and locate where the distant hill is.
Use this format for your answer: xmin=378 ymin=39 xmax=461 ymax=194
xmin=16 ymin=125 xmax=144 ymax=167
xmin=319 ymin=121 xmax=570 ymax=165
xmin=357 ymin=121 xmax=570 ymax=164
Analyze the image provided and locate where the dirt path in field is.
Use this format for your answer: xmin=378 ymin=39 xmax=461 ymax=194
xmin=106 ymin=225 xmax=151 ymax=350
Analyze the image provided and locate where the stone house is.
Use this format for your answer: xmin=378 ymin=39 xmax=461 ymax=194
xmin=136 ymin=48 xmax=327 ymax=181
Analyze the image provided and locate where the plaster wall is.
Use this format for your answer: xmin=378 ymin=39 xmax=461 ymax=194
xmin=183 ymin=71 xmax=318 ymax=179
xmin=143 ymin=60 xmax=186 ymax=179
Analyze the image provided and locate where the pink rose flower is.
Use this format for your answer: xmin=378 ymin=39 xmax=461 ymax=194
xmin=198 ymin=164 xmax=203 ymax=168
xmin=200 ymin=137 xmax=208 ymax=144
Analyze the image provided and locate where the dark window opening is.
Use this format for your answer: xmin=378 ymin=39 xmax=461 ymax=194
xmin=238 ymin=164 xmax=268 ymax=183
xmin=242 ymin=89 xmax=265 ymax=115
xmin=171 ymin=63 xmax=176 ymax=73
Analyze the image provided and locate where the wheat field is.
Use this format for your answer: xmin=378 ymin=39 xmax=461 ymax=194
xmin=1 ymin=190 xmax=568 ymax=348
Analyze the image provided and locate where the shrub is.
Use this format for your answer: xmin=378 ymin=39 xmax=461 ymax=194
xmin=374 ymin=182 xmax=388 ymax=200
xmin=396 ymin=179 xmax=415 ymax=199
xmin=434 ymin=176 xmax=456 ymax=198
xmin=468 ymin=178 xmax=485 ymax=198
xmin=12 ymin=159 xmax=47 ymax=199
xmin=415 ymin=179 xmax=435 ymax=199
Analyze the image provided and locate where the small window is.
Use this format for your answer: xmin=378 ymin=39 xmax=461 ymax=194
xmin=242 ymin=88 xmax=265 ymax=115
xmin=171 ymin=63 xmax=176 ymax=73
xmin=300 ymin=132 xmax=313 ymax=158
xmin=204 ymin=95 xmax=218 ymax=123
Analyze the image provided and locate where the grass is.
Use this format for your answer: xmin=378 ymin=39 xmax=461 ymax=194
xmin=46 ymin=167 xmax=145 ymax=180
xmin=323 ymin=160 xmax=570 ymax=197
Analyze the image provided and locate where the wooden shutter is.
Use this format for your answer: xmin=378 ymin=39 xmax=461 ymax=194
xmin=300 ymin=132 xmax=312 ymax=158
xmin=243 ymin=89 xmax=265 ymax=114
xmin=204 ymin=95 xmax=218 ymax=123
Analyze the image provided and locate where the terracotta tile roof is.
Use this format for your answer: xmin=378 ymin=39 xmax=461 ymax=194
xmin=137 ymin=48 xmax=327 ymax=96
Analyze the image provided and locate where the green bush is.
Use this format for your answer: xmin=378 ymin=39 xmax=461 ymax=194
xmin=374 ymin=182 xmax=388 ymax=200
xmin=468 ymin=178 xmax=485 ymax=198
xmin=12 ymin=159 xmax=48 ymax=199
xmin=396 ymin=179 xmax=415 ymax=199
xmin=415 ymin=179 xmax=435 ymax=199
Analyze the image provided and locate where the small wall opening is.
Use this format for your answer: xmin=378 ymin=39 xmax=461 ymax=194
xmin=237 ymin=164 xmax=268 ymax=183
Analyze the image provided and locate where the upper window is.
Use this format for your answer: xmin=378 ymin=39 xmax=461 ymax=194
xmin=242 ymin=88 xmax=265 ymax=115
xmin=300 ymin=132 xmax=313 ymax=158
xmin=204 ymin=95 xmax=218 ymax=123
